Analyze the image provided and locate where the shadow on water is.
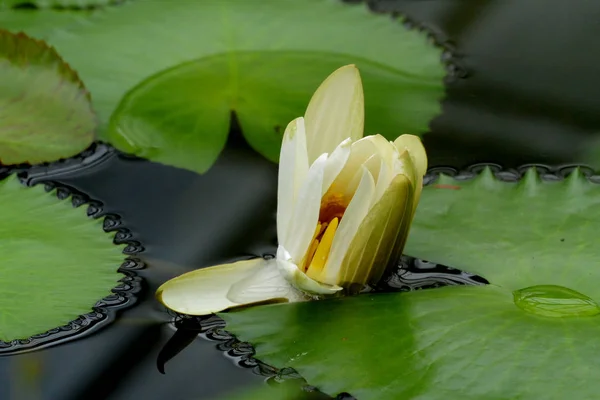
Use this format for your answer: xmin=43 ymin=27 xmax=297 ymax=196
xmin=3 ymin=0 xmax=600 ymax=399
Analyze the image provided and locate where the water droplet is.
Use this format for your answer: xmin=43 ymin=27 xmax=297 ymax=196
xmin=513 ymin=285 xmax=600 ymax=318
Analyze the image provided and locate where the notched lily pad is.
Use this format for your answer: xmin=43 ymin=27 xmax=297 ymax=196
xmin=406 ymin=167 xmax=600 ymax=302
xmin=0 ymin=174 xmax=125 ymax=342
xmin=224 ymin=285 xmax=600 ymax=400
xmin=0 ymin=29 xmax=95 ymax=165
xmin=7 ymin=0 xmax=445 ymax=173
xmin=109 ymin=51 xmax=442 ymax=173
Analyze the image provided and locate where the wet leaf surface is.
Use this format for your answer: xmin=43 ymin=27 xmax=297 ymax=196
xmin=225 ymin=285 xmax=600 ymax=400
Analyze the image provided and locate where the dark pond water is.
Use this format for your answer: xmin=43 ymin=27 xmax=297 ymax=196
xmin=2 ymin=0 xmax=600 ymax=399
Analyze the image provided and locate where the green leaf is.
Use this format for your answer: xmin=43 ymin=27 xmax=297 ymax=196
xmin=222 ymin=381 xmax=309 ymax=400
xmin=224 ymin=285 xmax=600 ymax=400
xmin=0 ymin=8 xmax=92 ymax=40
xmin=3 ymin=0 xmax=117 ymax=7
xmin=0 ymin=9 xmax=90 ymax=38
xmin=0 ymin=29 xmax=96 ymax=164
xmin=405 ymin=167 xmax=600 ymax=301
xmin=0 ymin=175 xmax=125 ymax=341
xmin=109 ymin=51 xmax=441 ymax=173
xmin=6 ymin=0 xmax=444 ymax=171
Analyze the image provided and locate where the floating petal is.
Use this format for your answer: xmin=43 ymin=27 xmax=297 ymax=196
xmin=156 ymin=258 xmax=291 ymax=315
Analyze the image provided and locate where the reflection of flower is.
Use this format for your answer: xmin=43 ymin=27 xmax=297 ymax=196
xmin=156 ymin=65 xmax=428 ymax=315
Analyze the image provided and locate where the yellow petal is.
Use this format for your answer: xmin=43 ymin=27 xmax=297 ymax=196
xmin=156 ymin=258 xmax=294 ymax=316
xmin=304 ymin=64 xmax=364 ymax=163
xmin=338 ymin=174 xmax=413 ymax=292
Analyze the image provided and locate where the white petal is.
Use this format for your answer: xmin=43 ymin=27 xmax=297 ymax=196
xmin=304 ymin=65 xmax=364 ymax=163
xmin=393 ymin=134 xmax=427 ymax=179
xmin=320 ymin=167 xmax=376 ymax=285
xmin=156 ymin=258 xmax=284 ymax=316
xmin=365 ymin=135 xmax=396 ymax=168
xmin=227 ymin=259 xmax=305 ymax=304
xmin=327 ymin=136 xmax=377 ymax=197
xmin=276 ymin=246 xmax=343 ymax=295
xmin=277 ymin=117 xmax=309 ymax=245
xmin=322 ymin=138 xmax=352 ymax=194
xmin=281 ymin=153 xmax=328 ymax=264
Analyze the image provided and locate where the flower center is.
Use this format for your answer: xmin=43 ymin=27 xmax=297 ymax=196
xmin=302 ymin=193 xmax=349 ymax=280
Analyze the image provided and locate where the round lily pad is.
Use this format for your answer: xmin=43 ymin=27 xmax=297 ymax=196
xmin=0 ymin=174 xmax=125 ymax=342
xmin=0 ymin=29 xmax=96 ymax=165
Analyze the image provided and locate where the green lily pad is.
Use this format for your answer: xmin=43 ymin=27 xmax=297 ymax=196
xmin=223 ymin=382 xmax=309 ymax=400
xmin=109 ymin=51 xmax=442 ymax=173
xmin=223 ymin=166 xmax=600 ymax=399
xmin=0 ymin=29 xmax=96 ymax=165
xmin=2 ymin=0 xmax=444 ymax=172
xmin=0 ymin=174 xmax=124 ymax=341
xmin=2 ymin=0 xmax=117 ymax=8
xmin=224 ymin=285 xmax=600 ymax=400
xmin=0 ymin=9 xmax=89 ymax=38
xmin=405 ymin=167 xmax=600 ymax=301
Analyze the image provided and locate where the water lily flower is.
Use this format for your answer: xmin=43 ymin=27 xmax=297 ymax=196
xmin=156 ymin=65 xmax=428 ymax=315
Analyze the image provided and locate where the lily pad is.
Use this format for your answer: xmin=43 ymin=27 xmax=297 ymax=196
xmin=405 ymin=167 xmax=600 ymax=301
xmin=223 ymin=166 xmax=600 ymax=399
xmin=109 ymin=51 xmax=442 ymax=173
xmin=4 ymin=0 xmax=117 ymax=7
xmin=0 ymin=174 xmax=124 ymax=341
xmin=0 ymin=9 xmax=89 ymax=39
xmin=224 ymin=285 xmax=600 ymax=400
xmin=2 ymin=0 xmax=444 ymax=172
xmin=0 ymin=29 xmax=96 ymax=164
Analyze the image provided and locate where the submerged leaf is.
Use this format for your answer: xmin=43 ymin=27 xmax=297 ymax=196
xmin=0 ymin=29 xmax=95 ymax=164
xmin=0 ymin=175 xmax=124 ymax=341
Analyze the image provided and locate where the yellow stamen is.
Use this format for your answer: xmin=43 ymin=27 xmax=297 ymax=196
xmin=306 ymin=217 xmax=339 ymax=279
xmin=303 ymin=239 xmax=320 ymax=272
xmin=312 ymin=222 xmax=323 ymax=241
